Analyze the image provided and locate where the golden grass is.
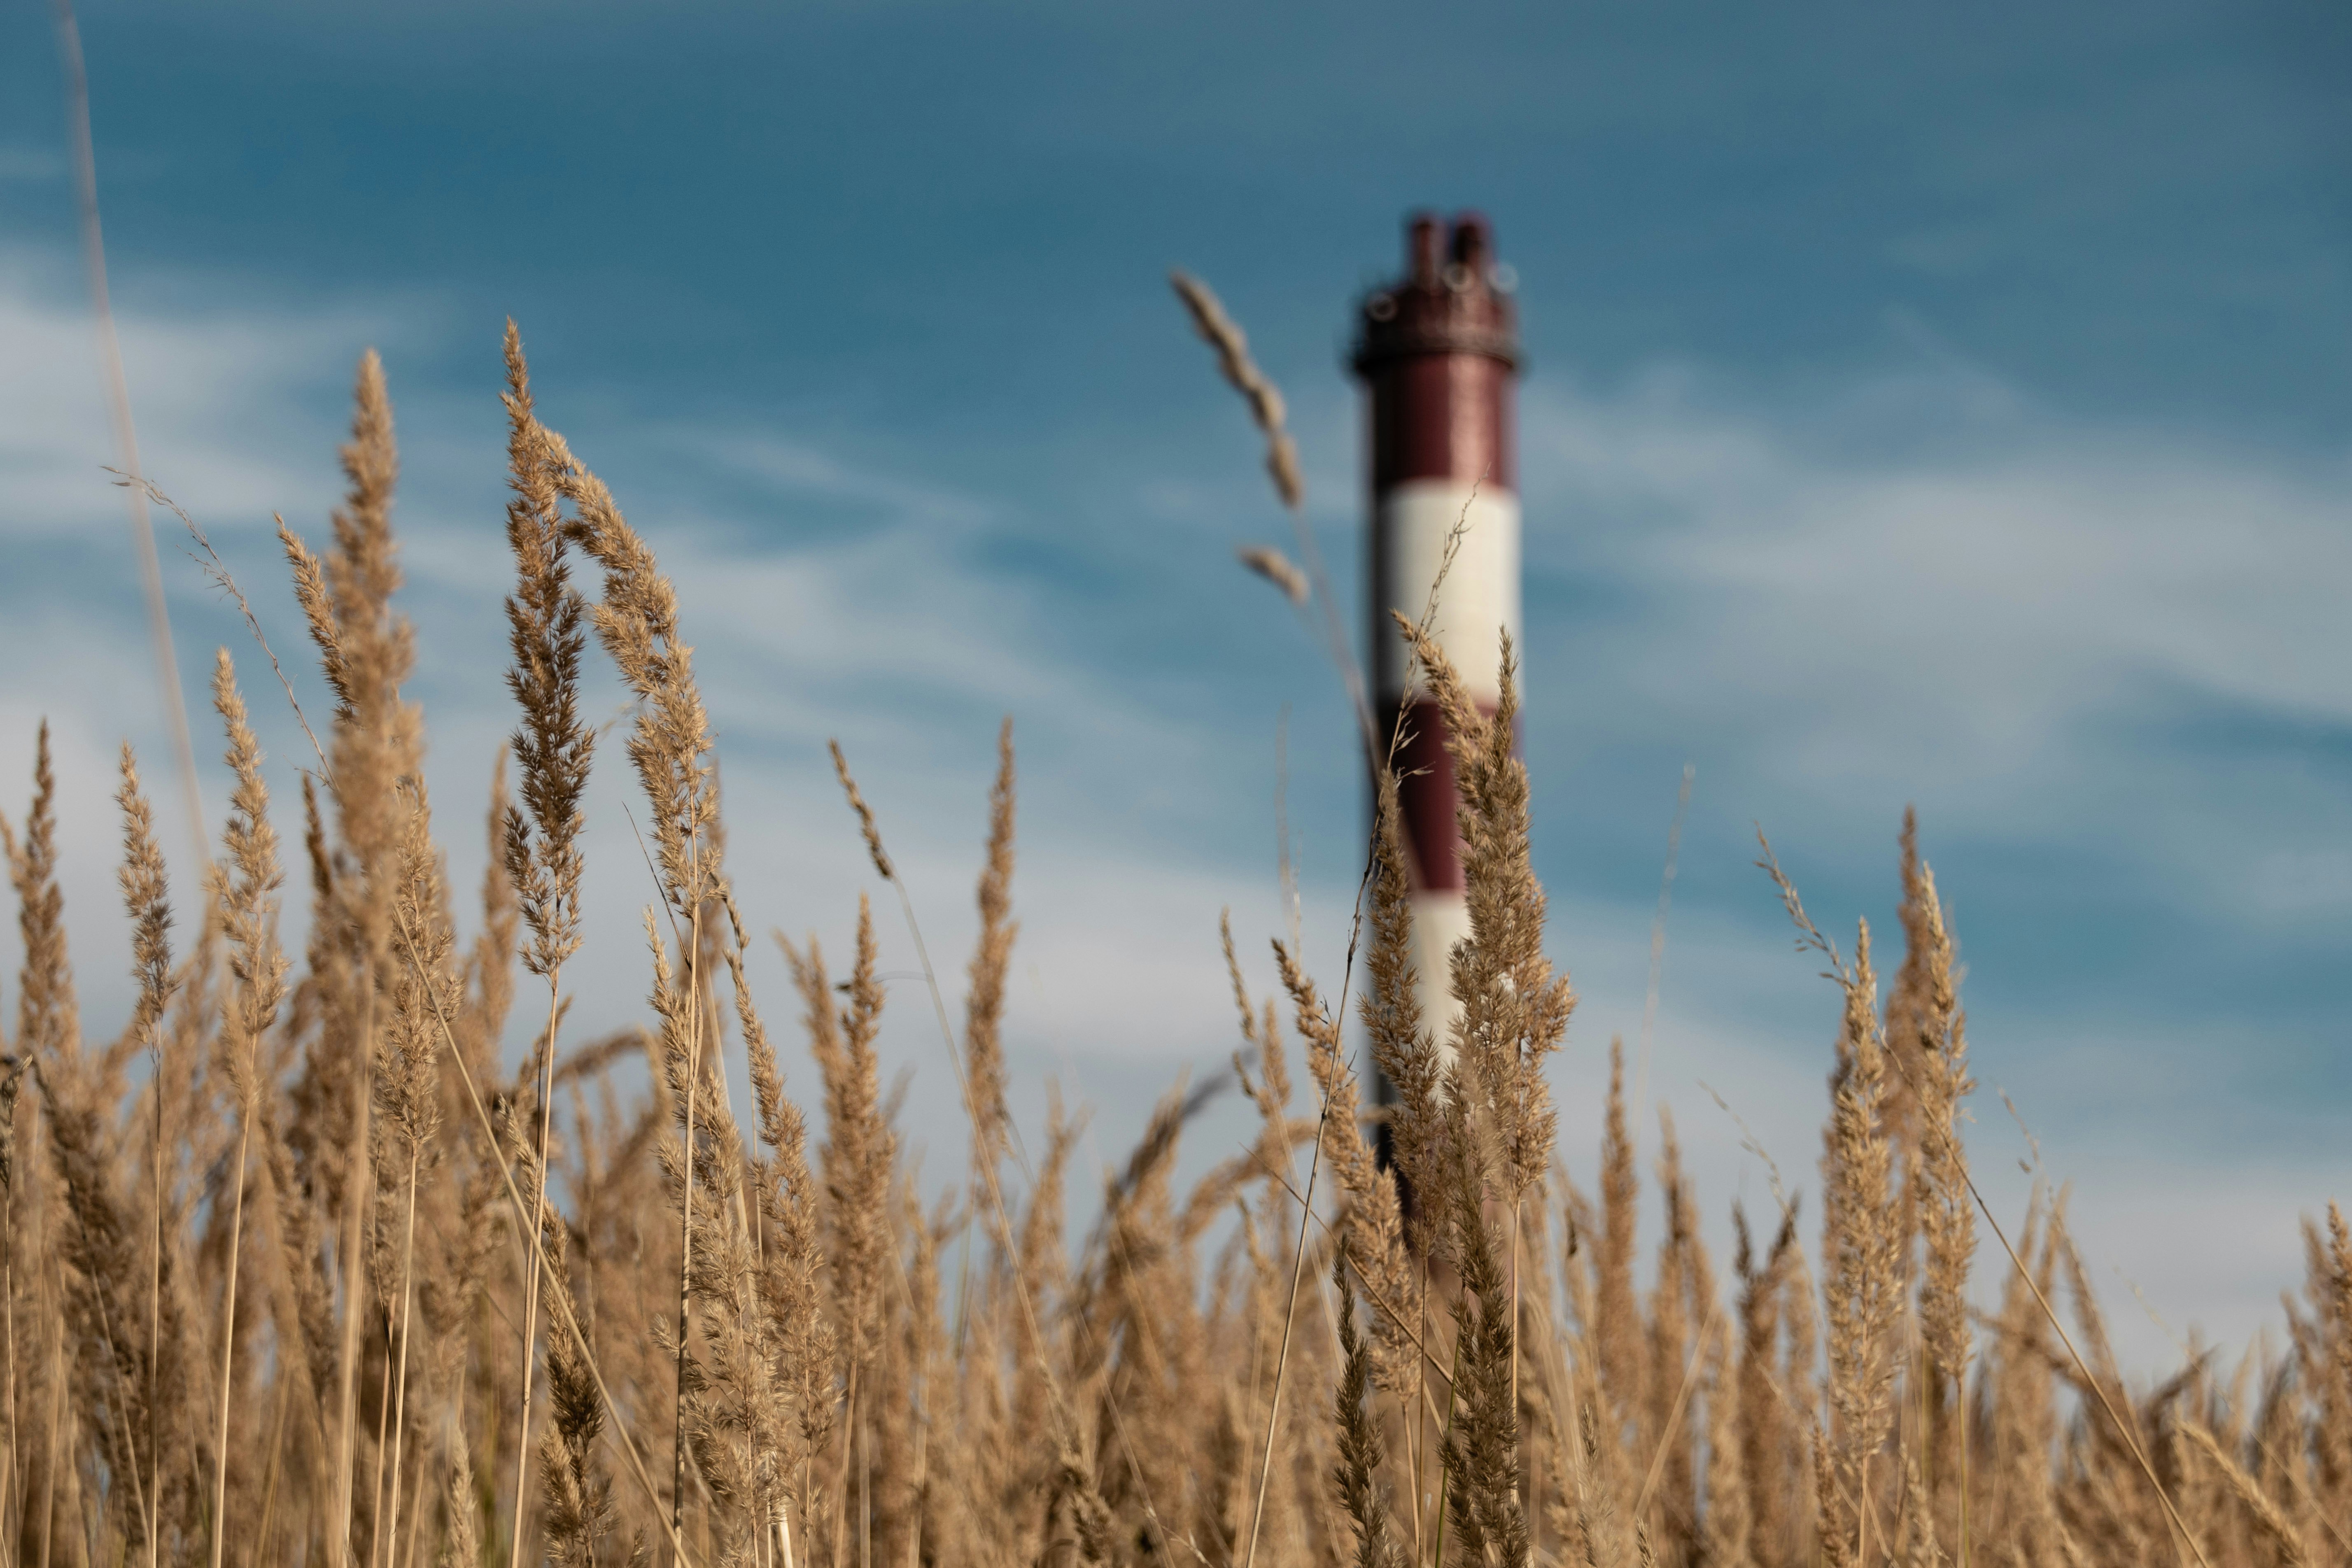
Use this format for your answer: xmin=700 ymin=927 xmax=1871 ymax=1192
xmin=0 ymin=328 xmax=2345 ymax=1568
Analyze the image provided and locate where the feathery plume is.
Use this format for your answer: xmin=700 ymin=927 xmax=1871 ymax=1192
xmin=12 ymin=723 xmax=78 ymax=1061
xmin=2179 ymin=1422 xmax=2306 ymax=1568
xmin=963 ymin=719 xmax=1018 ymax=1191
xmin=0 ymin=1053 xmax=27 ymax=1195
xmin=209 ymin=653 xmax=289 ymax=1101
xmin=557 ymin=414 xmax=722 ymax=916
xmin=279 ymin=351 xmax=415 ymax=1567
xmin=1274 ymin=938 xmax=1409 ymax=1393
xmin=378 ymin=782 xmax=455 ymax=1156
xmin=1904 ymin=852 xmax=1977 ymax=1400
xmin=1597 ymin=1041 xmax=1646 ymax=1434
xmin=1641 ymin=1109 xmax=1696 ymax=1555
xmin=830 ymin=741 xmax=894 ymax=883
xmin=114 ymin=742 xmax=175 ymax=1567
xmin=499 ymin=322 xmax=596 ymax=982
xmin=1395 ymin=615 xmax=1569 ymax=1202
xmin=1818 ymin=922 xmax=1901 ymax=1566
xmin=497 ymin=321 xmax=598 ymax=1568
xmin=277 ymin=518 xmax=348 ymax=716
xmin=114 ymin=747 xmax=176 ymax=1053
xmin=818 ymin=899 xmax=894 ymax=1378
xmin=1359 ymin=762 xmax=1449 ymax=1257
xmin=1732 ymin=1201 xmax=1800 ymax=1563
xmin=1330 ymin=1247 xmax=1405 ymax=1568
xmin=1700 ymin=1310 xmax=1753 ymax=1568
xmin=1896 ymin=1450 xmax=1943 ymax=1568
xmin=1237 ymin=545 xmax=1310 ymax=606
xmin=532 ymin=1151 xmax=618 ymax=1568
xmin=555 ymin=406 xmax=732 ymax=1558
xmin=206 ymin=651 xmax=287 ymax=1568
xmin=1169 ymin=270 xmax=1305 ymax=511
xmin=439 ymin=1419 xmax=483 ymax=1568
xmin=730 ymin=896 xmax=831 ymax=1554
xmin=377 ymin=780 xmax=457 ymax=1568
xmin=1437 ymin=1129 xmax=1531 ymax=1568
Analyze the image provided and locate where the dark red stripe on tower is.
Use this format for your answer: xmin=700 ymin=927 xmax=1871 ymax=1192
xmin=1357 ymin=214 xmax=1518 ymax=493
xmin=1366 ymin=355 xmax=1516 ymax=492
xmin=1357 ymin=206 xmax=1523 ymax=829
xmin=1388 ymin=696 xmax=1464 ymax=891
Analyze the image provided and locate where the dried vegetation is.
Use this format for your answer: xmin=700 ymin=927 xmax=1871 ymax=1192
xmin=0 ymin=328 xmax=2345 ymax=1568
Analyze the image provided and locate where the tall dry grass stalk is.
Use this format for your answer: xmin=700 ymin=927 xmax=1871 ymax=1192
xmin=1171 ymin=270 xmax=1374 ymax=756
xmin=1168 ymin=272 xmax=1303 ymax=512
xmin=205 ymin=650 xmax=288 ymax=1568
xmin=3 ymin=327 xmax=2342 ymax=1568
xmin=499 ymin=322 xmax=597 ymax=1568
xmin=111 ymin=743 xmax=173 ymax=1568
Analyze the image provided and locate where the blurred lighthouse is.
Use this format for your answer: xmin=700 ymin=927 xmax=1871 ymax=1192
xmin=1353 ymin=212 xmax=1522 ymax=1067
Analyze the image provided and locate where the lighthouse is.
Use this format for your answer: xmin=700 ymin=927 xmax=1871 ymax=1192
xmin=1354 ymin=212 xmax=1522 ymax=1064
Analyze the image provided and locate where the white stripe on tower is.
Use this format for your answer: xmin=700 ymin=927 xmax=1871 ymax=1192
xmin=1354 ymin=211 xmax=1522 ymax=1070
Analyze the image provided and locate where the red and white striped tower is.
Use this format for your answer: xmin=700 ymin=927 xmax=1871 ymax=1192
xmin=1354 ymin=211 xmax=1522 ymax=1068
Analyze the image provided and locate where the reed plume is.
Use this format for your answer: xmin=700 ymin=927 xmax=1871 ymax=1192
xmin=1731 ymin=1201 xmax=1802 ymax=1565
xmin=2310 ymin=1203 xmax=2352 ymax=1536
xmin=499 ymin=323 xmax=595 ymax=989
xmin=1643 ymin=1111 xmax=1696 ymax=1560
xmin=1394 ymin=617 xmax=1567 ymax=1205
xmin=1895 ymin=829 xmax=1975 ymax=1556
xmin=528 ymin=1130 xmax=618 ymax=1568
xmin=1389 ymin=614 xmax=1571 ymax=1568
xmin=279 ymin=349 xmax=420 ymax=1563
xmin=732 ymin=899 xmax=832 ymax=1562
xmin=1699 ymin=1309 xmax=1752 ymax=1568
xmin=1330 ymin=1247 xmax=1404 ymax=1568
xmin=1816 ymin=922 xmax=1901 ymax=1567
xmin=205 ymin=650 xmax=287 ymax=1568
xmin=964 ymin=720 xmax=1018 ymax=1196
xmin=498 ymin=320 xmax=598 ymax=1568
xmin=1597 ymin=1043 xmax=1646 ymax=1440
xmin=113 ymin=748 xmax=175 ymax=1056
xmin=1169 ymin=271 xmax=1303 ymax=510
xmin=442 ymin=1418 xmax=484 ymax=1568
xmin=555 ymin=404 xmax=735 ymax=1559
xmin=2179 ymin=1421 xmax=2307 ymax=1568
xmin=782 ymin=902 xmax=895 ymax=1567
xmin=1436 ymin=1127 xmax=1530 ymax=1568
xmin=21 ymin=741 xmax=187 ymax=1559
xmin=377 ymin=777 xmax=457 ymax=1568
xmin=1274 ymin=939 xmax=1408 ymax=1394
xmin=1359 ymin=763 xmax=1448 ymax=1260
xmin=10 ymin=725 xmax=76 ymax=1062
xmin=113 ymin=743 xmax=176 ymax=1565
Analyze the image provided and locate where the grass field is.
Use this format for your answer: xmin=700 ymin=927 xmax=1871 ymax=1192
xmin=0 ymin=325 xmax=2345 ymax=1568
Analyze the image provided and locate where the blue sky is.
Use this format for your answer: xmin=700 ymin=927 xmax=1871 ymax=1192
xmin=2 ymin=0 xmax=2347 ymax=1371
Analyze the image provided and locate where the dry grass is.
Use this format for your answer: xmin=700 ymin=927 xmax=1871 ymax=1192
xmin=0 ymin=329 xmax=2345 ymax=1568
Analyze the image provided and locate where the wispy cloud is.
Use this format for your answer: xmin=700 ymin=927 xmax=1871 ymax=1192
xmin=0 ymin=250 xmax=388 ymax=536
xmin=1518 ymin=356 xmax=2352 ymax=913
